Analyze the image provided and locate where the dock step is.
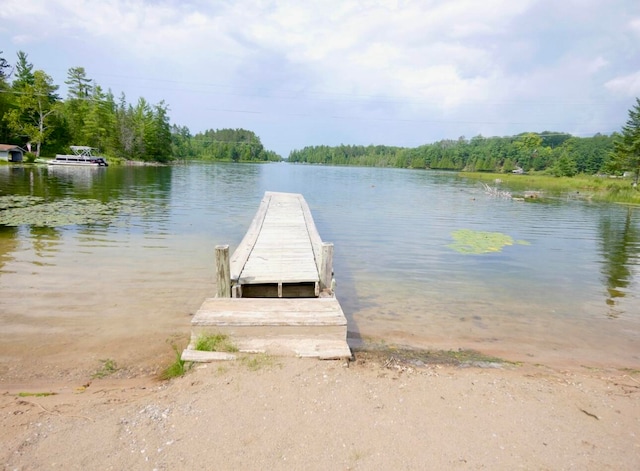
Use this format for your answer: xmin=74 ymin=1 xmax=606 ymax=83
xmin=186 ymin=297 xmax=350 ymax=360
xmin=181 ymin=350 xmax=237 ymax=362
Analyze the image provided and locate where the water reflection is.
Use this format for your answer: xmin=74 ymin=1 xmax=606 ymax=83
xmin=30 ymin=226 xmax=61 ymax=265
xmin=598 ymin=206 xmax=640 ymax=318
xmin=46 ymin=166 xmax=105 ymax=191
xmin=0 ymin=226 xmax=19 ymax=271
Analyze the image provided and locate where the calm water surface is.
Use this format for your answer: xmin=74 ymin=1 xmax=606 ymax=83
xmin=1 ymin=163 xmax=639 ymax=371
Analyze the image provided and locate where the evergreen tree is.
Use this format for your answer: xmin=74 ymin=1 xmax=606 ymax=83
xmin=0 ymin=50 xmax=12 ymax=80
xmin=83 ymin=85 xmax=115 ymax=151
xmin=0 ymin=51 xmax=14 ymax=142
xmin=63 ymin=67 xmax=93 ymax=143
xmin=610 ymin=98 xmax=640 ymax=187
xmin=12 ymin=51 xmax=34 ymax=90
xmin=65 ymin=67 xmax=92 ymax=99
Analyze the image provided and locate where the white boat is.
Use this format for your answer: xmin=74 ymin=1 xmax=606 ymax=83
xmin=49 ymin=146 xmax=108 ymax=167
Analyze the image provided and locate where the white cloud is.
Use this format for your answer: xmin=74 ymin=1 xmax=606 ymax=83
xmin=587 ymin=56 xmax=608 ymax=74
xmin=1 ymin=0 xmax=638 ymax=154
xmin=605 ymin=71 xmax=640 ymax=96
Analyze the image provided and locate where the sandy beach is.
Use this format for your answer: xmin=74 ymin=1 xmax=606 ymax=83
xmin=2 ymin=347 xmax=639 ymax=470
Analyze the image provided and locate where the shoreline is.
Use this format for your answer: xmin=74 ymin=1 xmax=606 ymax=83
xmin=2 ymin=330 xmax=639 ymax=391
xmin=3 ymin=334 xmax=639 ymax=393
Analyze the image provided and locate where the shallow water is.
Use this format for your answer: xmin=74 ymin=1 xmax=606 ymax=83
xmin=1 ymin=163 xmax=639 ymax=373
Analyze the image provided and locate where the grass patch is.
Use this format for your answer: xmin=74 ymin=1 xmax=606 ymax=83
xmin=240 ymin=353 xmax=278 ymax=371
xmin=159 ymin=344 xmax=192 ymax=380
xmin=17 ymin=392 xmax=57 ymax=397
xmin=620 ymin=367 xmax=640 ymax=375
xmin=194 ymin=333 xmax=238 ymax=353
xmin=459 ymin=172 xmax=640 ymax=204
xmin=92 ymin=358 xmax=119 ymax=379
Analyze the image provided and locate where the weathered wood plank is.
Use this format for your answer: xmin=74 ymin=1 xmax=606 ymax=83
xmin=193 ymin=297 xmax=347 ymax=326
xmin=236 ymin=192 xmax=321 ymax=288
xmin=181 ymin=350 xmax=236 ymax=362
xmin=299 ymin=194 xmax=324 ymax=273
xmin=319 ymin=242 xmax=333 ymax=291
xmin=232 ymin=338 xmax=352 ymax=359
xmin=229 ymin=192 xmax=271 ymax=282
xmin=215 ymin=245 xmax=231 ymax=298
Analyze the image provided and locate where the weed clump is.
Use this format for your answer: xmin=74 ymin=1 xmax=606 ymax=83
xmin=92 ymin=358 xmax=119 ymax=379
xmin=18 ymin=392 xmax=57 ymax=397
xmin=160 ymin=345 xmax=192 ymax=380
xmin=240 ymin=353 xmax=279 ymax=371
xmin=194 ymin=333 xmax=238 ymax=353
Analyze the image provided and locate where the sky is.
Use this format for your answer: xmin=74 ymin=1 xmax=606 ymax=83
xmin=1 ymin=0 xmax=639 ymax=158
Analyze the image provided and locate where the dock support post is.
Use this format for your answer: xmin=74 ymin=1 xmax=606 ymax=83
xmin=215 ymin=245 xmax=231 ymax=298
xmin=320 ymin=242 xmax=334 ymax=292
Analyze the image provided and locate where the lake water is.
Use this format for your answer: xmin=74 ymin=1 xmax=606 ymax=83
xmin=1 ymin=162 xmax=639 ymax=374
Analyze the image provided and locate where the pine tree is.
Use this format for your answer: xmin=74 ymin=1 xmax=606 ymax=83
xmin=610 ymin=98 xmax=640 ymax=187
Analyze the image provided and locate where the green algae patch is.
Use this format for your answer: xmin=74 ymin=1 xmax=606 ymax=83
xmin=0 ymin=195 xmax=156 ymax=227
xmin=448 ymin=229 xmax=528 ymax=254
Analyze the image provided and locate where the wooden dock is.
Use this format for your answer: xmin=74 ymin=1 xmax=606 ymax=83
xmin=182 ymin=192 xmax=351 ymax=361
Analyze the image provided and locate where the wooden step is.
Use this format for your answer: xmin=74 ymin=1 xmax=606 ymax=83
xmin=181 ymin=350 xmax=237 ymax=362
xmin=234 ymin=338 xmax=352 ymax=360
xmin=188 ymin=297 xmax=350 ymax=359
xmin=192 ymin=297 xmax=347 ymax=327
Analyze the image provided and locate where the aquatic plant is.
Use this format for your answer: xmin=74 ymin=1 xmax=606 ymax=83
xmin=448 ymin=229 xmax=529 ymax=254
xmin=0 ymin=195 xmax=157 ymax=227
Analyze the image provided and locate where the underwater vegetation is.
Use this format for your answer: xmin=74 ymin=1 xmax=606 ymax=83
xmin=448 ymin=229 xmax=530 ymax=254
xmin=0 ymin=195 xmax=156 ymax=227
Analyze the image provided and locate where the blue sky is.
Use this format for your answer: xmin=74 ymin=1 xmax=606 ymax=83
xmin=1 ymin=0 xmax=639 ymax=157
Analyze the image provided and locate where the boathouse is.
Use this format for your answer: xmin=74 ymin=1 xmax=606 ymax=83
xmin=0 ymin=144 xmax=25 ymax=163
xmin=182 ymin=192 xmax=351 ymax=361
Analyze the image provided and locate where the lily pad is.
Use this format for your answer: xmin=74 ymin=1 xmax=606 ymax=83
xmin=0 ymin=195 xmax=157 ymax=227
xmin=448 ymin=229 xmax=528 ymax=254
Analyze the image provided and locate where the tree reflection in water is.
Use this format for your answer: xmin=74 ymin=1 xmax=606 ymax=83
xmin=599 ymin=206 xmax=640 ymax=318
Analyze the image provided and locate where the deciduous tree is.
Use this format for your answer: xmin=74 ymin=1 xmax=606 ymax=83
xmin=5 ymin=70 xmax=60 ymax=156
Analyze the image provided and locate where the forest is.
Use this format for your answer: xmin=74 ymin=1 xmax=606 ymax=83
xmin=0 ymin=50 xmax=280 ymax=163
xmin=289 ymin=98 xmax=640 ymax=182
xmin=288 ymin=132 xmax=617 ymax=177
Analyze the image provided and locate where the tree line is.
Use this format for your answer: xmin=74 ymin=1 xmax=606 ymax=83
xmin=288 ymin=132 xmax=616 ymax=176
xmin=0 ymin=50 xmax=281 ymax=163
xmin=288 ymin=98 xmax=640 ymax=185
xmin=2 ymin=49 xmax=637 ymax=178
xmin=171 ymin=127 xmax=281 ymax=162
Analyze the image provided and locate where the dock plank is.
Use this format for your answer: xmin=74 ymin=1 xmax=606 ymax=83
xmin=193 ymin=298 xmax=347 ymax=326
xmin=236 ymin=192 xmax=320 ymax=286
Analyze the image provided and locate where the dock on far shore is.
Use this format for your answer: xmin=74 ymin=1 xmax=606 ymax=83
xmin=182 ymin=191 xmax=351 ymax=361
